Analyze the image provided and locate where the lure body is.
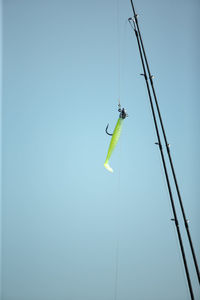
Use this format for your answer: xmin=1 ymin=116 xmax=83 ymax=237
xmin=104 ymin=117 xmax=124 ymax=172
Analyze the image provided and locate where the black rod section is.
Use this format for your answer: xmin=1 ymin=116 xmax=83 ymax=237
xmin=128 ymin=11 xmax=195 ymax=300
xmin=129 ymin=0 xmax=200 ymax=286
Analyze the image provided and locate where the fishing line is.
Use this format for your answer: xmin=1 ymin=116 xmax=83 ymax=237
xmin=113 ymin=1 xmax=121 ymax=299
xmin=117 ymin=0 xmax=121 ymax=102
xmin=114 ymin=219 xmax=120 ymax=300
xmin=120 ymin=19 xmax=129 ymax=103
xmin=113 ymin=128 xmax=124 ymax=300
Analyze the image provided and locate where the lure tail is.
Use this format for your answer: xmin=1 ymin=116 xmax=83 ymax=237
xmin=104 ymin=161 xmax=113 ymax=173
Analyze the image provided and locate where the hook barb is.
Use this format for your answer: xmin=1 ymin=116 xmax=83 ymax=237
xmin=105 ymin=124 xmax=113 ymax=136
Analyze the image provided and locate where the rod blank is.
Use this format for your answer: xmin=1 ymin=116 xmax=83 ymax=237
xmin=129 ymin=1 xmax=199 ymax=298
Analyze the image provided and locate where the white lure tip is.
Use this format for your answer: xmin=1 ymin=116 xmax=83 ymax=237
xmin=104 ymin=163 xmax=113 ymax=173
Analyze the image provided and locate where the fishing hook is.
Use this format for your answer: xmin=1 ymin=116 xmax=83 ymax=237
xmin=105 ymin=124 xmax=113 ymax=136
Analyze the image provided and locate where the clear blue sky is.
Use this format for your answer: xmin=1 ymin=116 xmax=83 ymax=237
xmin=1 ymin=0 xmax=200 ymax=299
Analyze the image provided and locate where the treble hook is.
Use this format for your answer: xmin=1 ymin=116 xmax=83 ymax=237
xmin=105 ymin=124 xmax=113 ymax=136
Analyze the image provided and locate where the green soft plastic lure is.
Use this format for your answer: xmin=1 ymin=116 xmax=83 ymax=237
xmin=104 ymin=105 xmax=128 ymax=173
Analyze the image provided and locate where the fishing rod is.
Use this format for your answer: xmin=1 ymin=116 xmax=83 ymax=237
xmin=128 ymin=17 xmax=194 ymax=300
xmin=128 ymin=1 xmax=199 ymax=299
xmin=128 ymin=0 xmax=200 ymax=287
